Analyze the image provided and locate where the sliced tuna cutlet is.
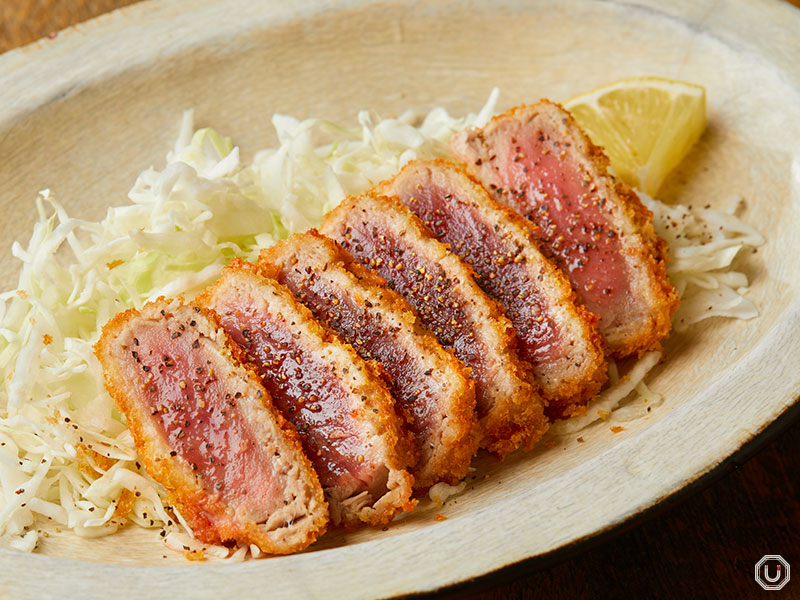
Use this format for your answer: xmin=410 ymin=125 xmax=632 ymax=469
xmin=377 ymin=159 xmax=607 ymax=418
xmin=95 ymin=299 xmax=328 ymax=554
xmin=196 ymin=260 xmax=416 ymax=527
xmin=321 ymin=193 xmax=548 ymax=458
xmin=260 ymin=231 xmax=480 ymax=488
xmin=450 ymin=100 xmax=679 ymax=358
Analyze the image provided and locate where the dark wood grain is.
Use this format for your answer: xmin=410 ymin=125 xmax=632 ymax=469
xmin=456 ymin=417 xmax=800 ymax=599
xmin=0 ymin=0 xmax=142 ymax=53
xmin=2 ymin=2 xmax=799 ymax=599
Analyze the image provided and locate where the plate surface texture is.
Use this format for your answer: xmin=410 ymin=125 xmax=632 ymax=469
xmin=0 ymin=0 xmax=799 ymax=597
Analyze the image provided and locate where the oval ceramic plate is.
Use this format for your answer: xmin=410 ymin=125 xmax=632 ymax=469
xmin=1 ymin=0 xmax=799 ymax=597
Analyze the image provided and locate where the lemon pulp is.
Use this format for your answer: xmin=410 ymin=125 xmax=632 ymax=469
xmin=564 ymin=76 xmax=706 ymax=196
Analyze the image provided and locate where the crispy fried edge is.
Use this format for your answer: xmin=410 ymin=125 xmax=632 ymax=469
xmin=260 ymin=231 xmax=481 ymax=488
xmin=321 ymin=194 xmax=549 ymax=458
xmin=376 ymin=158 xmax=608 ymax=418
xmin=93 ymin=298 xmax=329 ymax=554
xmin=196 ymin=259 xmax=417 ymax=527
xmin=450 ymin=101 xmax=680 ymax=358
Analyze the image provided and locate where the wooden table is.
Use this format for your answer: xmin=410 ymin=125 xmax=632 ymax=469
xmin=2 ymin=2 xmax=799 ymax=598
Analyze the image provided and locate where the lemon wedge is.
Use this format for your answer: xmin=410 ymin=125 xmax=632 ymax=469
xmin=564 ymin=76 xmax=706 ymax=196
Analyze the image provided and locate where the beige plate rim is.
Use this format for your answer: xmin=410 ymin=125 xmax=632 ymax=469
xmin=1 ymin=0 xmax=799 ymax=598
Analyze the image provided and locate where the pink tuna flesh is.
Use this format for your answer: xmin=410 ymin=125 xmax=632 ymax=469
xmin=280 ymin=271 xmax=439 ymax=439
xmin=482 ymin=127 xmax=632 ymax=331
xmin=336 ymin=224 xmax=492 ymax=408
xmin=128 ymin=322 xmax=285 ymax=513
xmin=212 ymin=297 xmax=386 ymax=502
xmin=392 ymin=177 xmax=563 ymax=365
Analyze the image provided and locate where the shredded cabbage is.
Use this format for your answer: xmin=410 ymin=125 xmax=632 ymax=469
xmin=0 ymin=88 xmax=763 ymax=554
xmin=429 ymin=481 xmax=468 ymax=507
xmin=642 ymin=191 xmax=765 ymax=330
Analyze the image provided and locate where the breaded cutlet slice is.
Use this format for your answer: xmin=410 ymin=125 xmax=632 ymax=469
xmin=95 ymin=298 xmax=328 ymax=554
xmin=260 ymin=231 xmax=480 ymax=488
xmin=197 ymin=260 xmax=416 ymax=527
xmin=377 ymin=159 xmax=607 ymax=418
xmin=321 ymin=193 xmax=548 ymax=458
xmin=450 ymin=100 xmax=679 ymax=358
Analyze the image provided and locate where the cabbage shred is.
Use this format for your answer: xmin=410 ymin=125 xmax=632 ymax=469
xmin=0 ymin=90 xmax=762 ymax=553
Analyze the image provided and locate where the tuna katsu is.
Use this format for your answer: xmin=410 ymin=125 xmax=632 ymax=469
xmin=450 ymin=100 xmax=679 ymax=357
xmin=377 ymin=159 xmax=607 ymax=418
xmin=91 ymin=94 xmax=688 ymax=557
xmin=196 ymin=259 xmax=416 ymax=527
xmin=95 ymin=299 xmax=328 ymax=554
xmin=321 ymin=193 xmax=548 ymax=458
xmin=260 ymin=231 xmax=480 ymax=488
